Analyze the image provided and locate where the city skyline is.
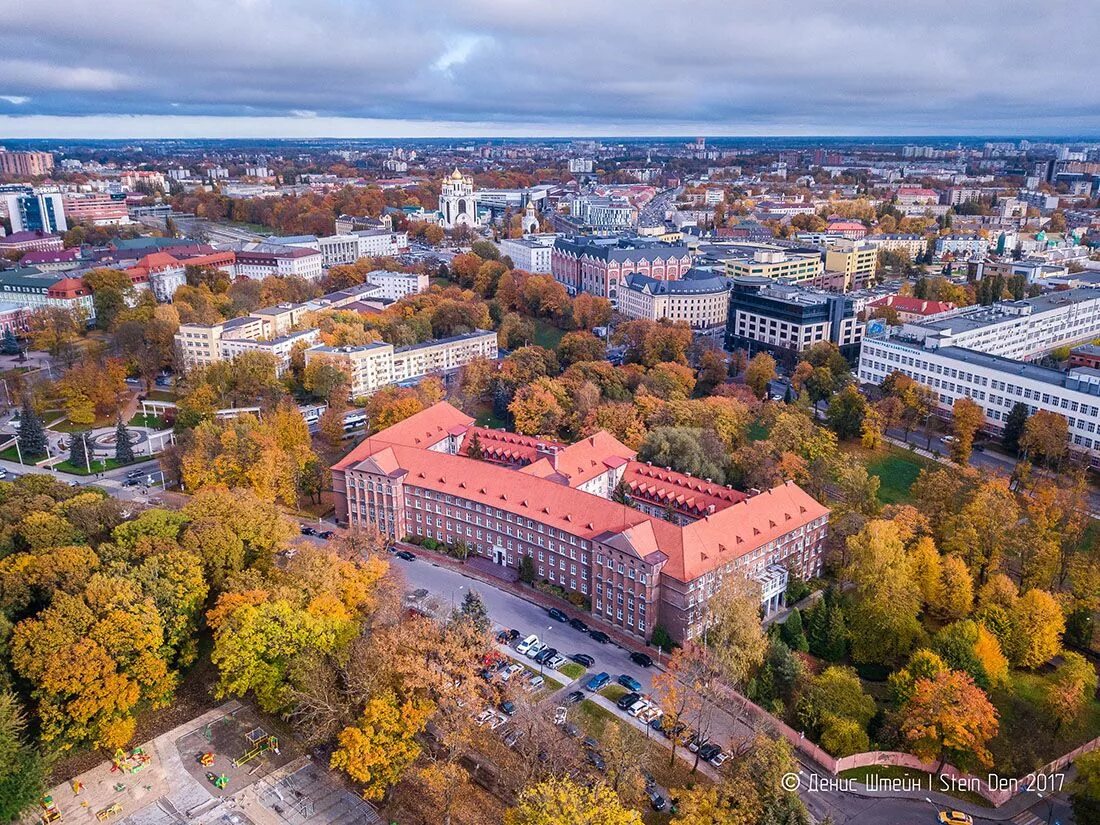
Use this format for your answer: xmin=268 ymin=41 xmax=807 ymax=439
xmin=2 ymin=0 xmax=1099 ymax=138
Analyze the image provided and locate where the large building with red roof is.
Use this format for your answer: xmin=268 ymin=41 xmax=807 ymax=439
xmin=332 ymin=402 xmax=829 ymax=642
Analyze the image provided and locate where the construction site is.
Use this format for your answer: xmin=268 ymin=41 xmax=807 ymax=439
xmin=24 ymin=701 xmax=383 ymax=825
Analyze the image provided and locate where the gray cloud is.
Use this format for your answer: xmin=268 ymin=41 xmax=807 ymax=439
xmin=0 ymin=0 xmax=1096 ymax=136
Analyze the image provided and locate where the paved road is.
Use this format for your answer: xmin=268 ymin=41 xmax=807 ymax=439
xmin=390 ymin=554 xmax=1069 ymax=824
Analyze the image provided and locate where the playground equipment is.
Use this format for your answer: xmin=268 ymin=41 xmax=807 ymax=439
xmin=199 ymin=751 xmax=216 ymax=767
xmin=95 ymin=803 xmax=122 ymax=822
xmin=111 ymin=747 xmax=151 ymax=774
xmin=71 ymin=781 xmax=83 ymax=795
xmin=232 ymin=728 xmax=280 ymax=767
xmin=39 ymin=795 xmax=62 ymax=824
xmin=206 ymin=772 xmax=229 ymax=790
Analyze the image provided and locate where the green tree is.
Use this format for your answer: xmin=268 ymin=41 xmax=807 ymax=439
xmin=1071 ymin=750 xmax=1100 ymax=825
xmin=0 ymin=692 xmax=48 ymax=823
xmin=1001 ymin=402 xmax=1029 ymax=453
xmin=17 ymin=396 xmax=48 ymax=458
xmin=456 ymin=589 xmax=490 ymax=633
xmin=115 ymin=419 xmax=135 ymax=464
xmin=69 ymin=431 xmax=90 ymax=470
xmin=1 ymin=327 xmax=21 ymax=356
xmin=780 ymin=608 xmax=809 ymax=652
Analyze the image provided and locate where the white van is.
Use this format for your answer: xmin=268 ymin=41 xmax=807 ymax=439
xmin=516 ymin=634 xmax=539 ymax=655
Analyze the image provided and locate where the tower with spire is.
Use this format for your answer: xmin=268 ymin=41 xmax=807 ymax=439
xmin=438 ymin=168 xmax=479 ymax=229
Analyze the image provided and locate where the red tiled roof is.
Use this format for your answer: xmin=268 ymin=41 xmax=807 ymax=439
xmin=622 ymin=462 xmax=747 ymax=516
xmin=338 ymin=402 xmax=829 ymax=583
xmin=460 ymin=426 xmax=564 ymax=466
xmin=520 ymin=430 xmax=636 ymax=488
xmin=869 ymin=295 xmax=955 ymax=316
xmin=333 ymin=401 xmax=474 ymax=471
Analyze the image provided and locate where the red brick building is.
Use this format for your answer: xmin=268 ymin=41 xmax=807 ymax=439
xmin=550 ymin=236 xmax=692 ymax=307
xmin=332 ymin=403 xmax=829 ymax=643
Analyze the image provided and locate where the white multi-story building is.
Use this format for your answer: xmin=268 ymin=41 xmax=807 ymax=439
xmin=896 ymin=288 xmax=1100 ymax=361
xmin=620 ymin=271 xmax=731 ymax=330
xmin=865 ymin=233 xmax=927 ymax=258
xmin=219 ymin=328 xmax=320 ymax=375
xmin=363 ymin=269 xmax=428 ymax=301
xmin=858 ymin=336 xmax=1100 ymax=469
xmin=498 ymin=234 xmax=559 ymax=274
xmin=934 ymin=234 xmax=990 ymax=261
xmin=278 ymin=230 xmax=408 ymax=267
xmin=233 ymin=246 xmax=323 ymax=280
xmin=306 ymin=330 xmax=498 ymax=398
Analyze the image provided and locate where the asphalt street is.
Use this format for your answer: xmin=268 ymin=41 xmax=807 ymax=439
xmin=390 ymin=553 xmax=1074 ymax=825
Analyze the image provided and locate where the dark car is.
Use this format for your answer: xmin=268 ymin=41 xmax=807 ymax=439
xmin=564 ymin=690 xmax=585 ymax=705
xmin=569 ymin=617 xmax=589 ymax=632
xmin=318 ymin=530 xmax=335 ymax=539
xmin=585 ymin=672 xmax=610 ymax=691
xmin=506 ymin=629 xmax=521 ymax=642
xmin=588 ymin=630 xmax=610 ymax=644
xmin=582 ymin=735 xmax=600 ymax=751
xmin=534 ymin=647 xmax=557 ymax=664
xmin=570 ymin=653 xmax=595 ymax=667
xmin=630 ymin=651 xmax=654 ymax=668
xmin=548 ymin=607 xmax=569 ymax=623
xmin=121 ymin=477 xmax=140 ymax=488
xmin=299 ymin=525 xmax=316 ymax=536
xmin=617 ymin=674 xmax=642 ymax=692
xmin=395 ymin=550 xmax=416 ymax=561
xmin=616 ymin=692 xmax=641 ymax=710
xmin=500 ymin=700 xmax=517 ymax=716
xmin=562 ymin=722 xmax=580 ymax=738
xmin=496 ymin=629 xmax=511 ymax=643
xmin=649 ymin=792 xmax=667 ymax=812
xmin=586 ymin=751 xmax=606 ymax=771
xmin=698 ymin=743 xmax=721 ymax=761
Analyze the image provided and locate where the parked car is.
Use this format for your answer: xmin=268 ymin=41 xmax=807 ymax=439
xmin=638 ymin=706 xmax=663 ymax=724
xmin=562 ymin=722 xmax=580 ymax=738
xmin=582 ymin=736 xmax=600 ymax=751
xmin=548 ymin=607 xmax=569 ymax=623
xmin=630 ymin=651 xmax=654 ymax=668
xmin=570 ymin=653 xmax=595 ymax=667
xmin=687 ymin=733 xmax=706 ymax=753
xmin=499 ymin=664 xmax=523 ymax=682
xmin=500 ymin=700 xmax=517 ymax=716
xmin=488 ymin=712 xmax=508 ymax=730
xmin=525 ymin=641 xmax=546 ymax=659
xmin=586 ymin=751 xmax=606 ymax=771
xmin=698 ymin=743 xmax=721 ymax=761
xmin=709 ymin=750 xmax=730 ymax=768
xmin=534 ymin=647 xmax=558 ymax=665
xmin=318 ymin=530 xmax=335 ymax=539
xmin=503 ymin=728 xmax=525 ymax=748
xmin=474 ymin=708 xmax=495 ymax=726
xmin=299 ymin=525 xmax=316 ymax=536
xmin=545 ymin=654 xmax=567 ymax=670
xmin=585 ymin=672 xmax=610 ymax=691
xmin=649 ymin=792 xmax=667 ymax=812
xmin=569 ymin=618 xmax=589 ymax=632
xmin=395 ymin=550 xmax=416 ymax=561
xmin=627 ymin=699 xmax=649 ymax=717
xmin=564 ymin=690 xmax=585 ymax=705
xmin=616 ymin=692 xmax=641 ymax=710
xmin=516 ymin=635 xmax=539 ymax=655
xmin=937 ymin=813 xmax=973 ymax=825
xmin=589 ymin=630 xmax=610 ymax=644
xmin=617 ymin=674 xmax=642 ymax=692
xmin=526 ymin=675 xmax=545 ymax=692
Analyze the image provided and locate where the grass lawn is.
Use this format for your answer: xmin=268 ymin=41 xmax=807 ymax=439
xmin=470 ymin=400 xmax=508 ymax=430
xmin=557 ymin=662 xmax=586 ymax=682
xmin=144 ymin=389 xmax=177 ymax=403
xmin=51 ymin=417 xmax=115 ymax=434
xmin=0 ymin=444 xmax=44 ymax=464
xmin=747 ymin=418 xmax=770 ymax=442
xmin=54 ymin=457 xmax=145 ymax=476
xmin=838 ymin=765 xmax=992 ymax=808
xmin=576 ymin=699 xmax=710 ymax=803
xmin=863 ymin=445 xmax=933 ymax=504
xmin=601 ymin=684 xmax=629 ymax=703
xmin=129 ymin=413 xmax=167 ymax=429
xmin=531 ymin=319 xmax=564 ymax=350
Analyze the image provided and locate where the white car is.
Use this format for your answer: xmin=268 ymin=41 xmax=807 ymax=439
xmin=474 ymin=708 xmax=495 ymax=726
xmin=553 ymin=706 xmax=567 ymax=725
xmin=525 ymin=676 xmax=545 ymax=692
xmin=499 ymin=663 xmax=523 ymax=682
xmin=545 ymin=654 xmax=566 ymax=670
xmin=516 ymin=634 xmax=539 ymax=655
xmin=627 ymin=699 xmax=650 ymax=717
xmin=488 ymin=712 xmax=508 ymax=730
xmin=639 ymin=706 xmax=663 ymax=724
xmin=709 ymin=750 xmax=730 ymax=768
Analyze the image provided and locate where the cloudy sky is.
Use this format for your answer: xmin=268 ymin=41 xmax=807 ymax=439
xmin=0 ymin=0 xmax=1096 ymax=138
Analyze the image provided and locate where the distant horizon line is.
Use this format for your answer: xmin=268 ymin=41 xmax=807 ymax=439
xmin=4 ymin=133 xmax=1100 ymax=143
